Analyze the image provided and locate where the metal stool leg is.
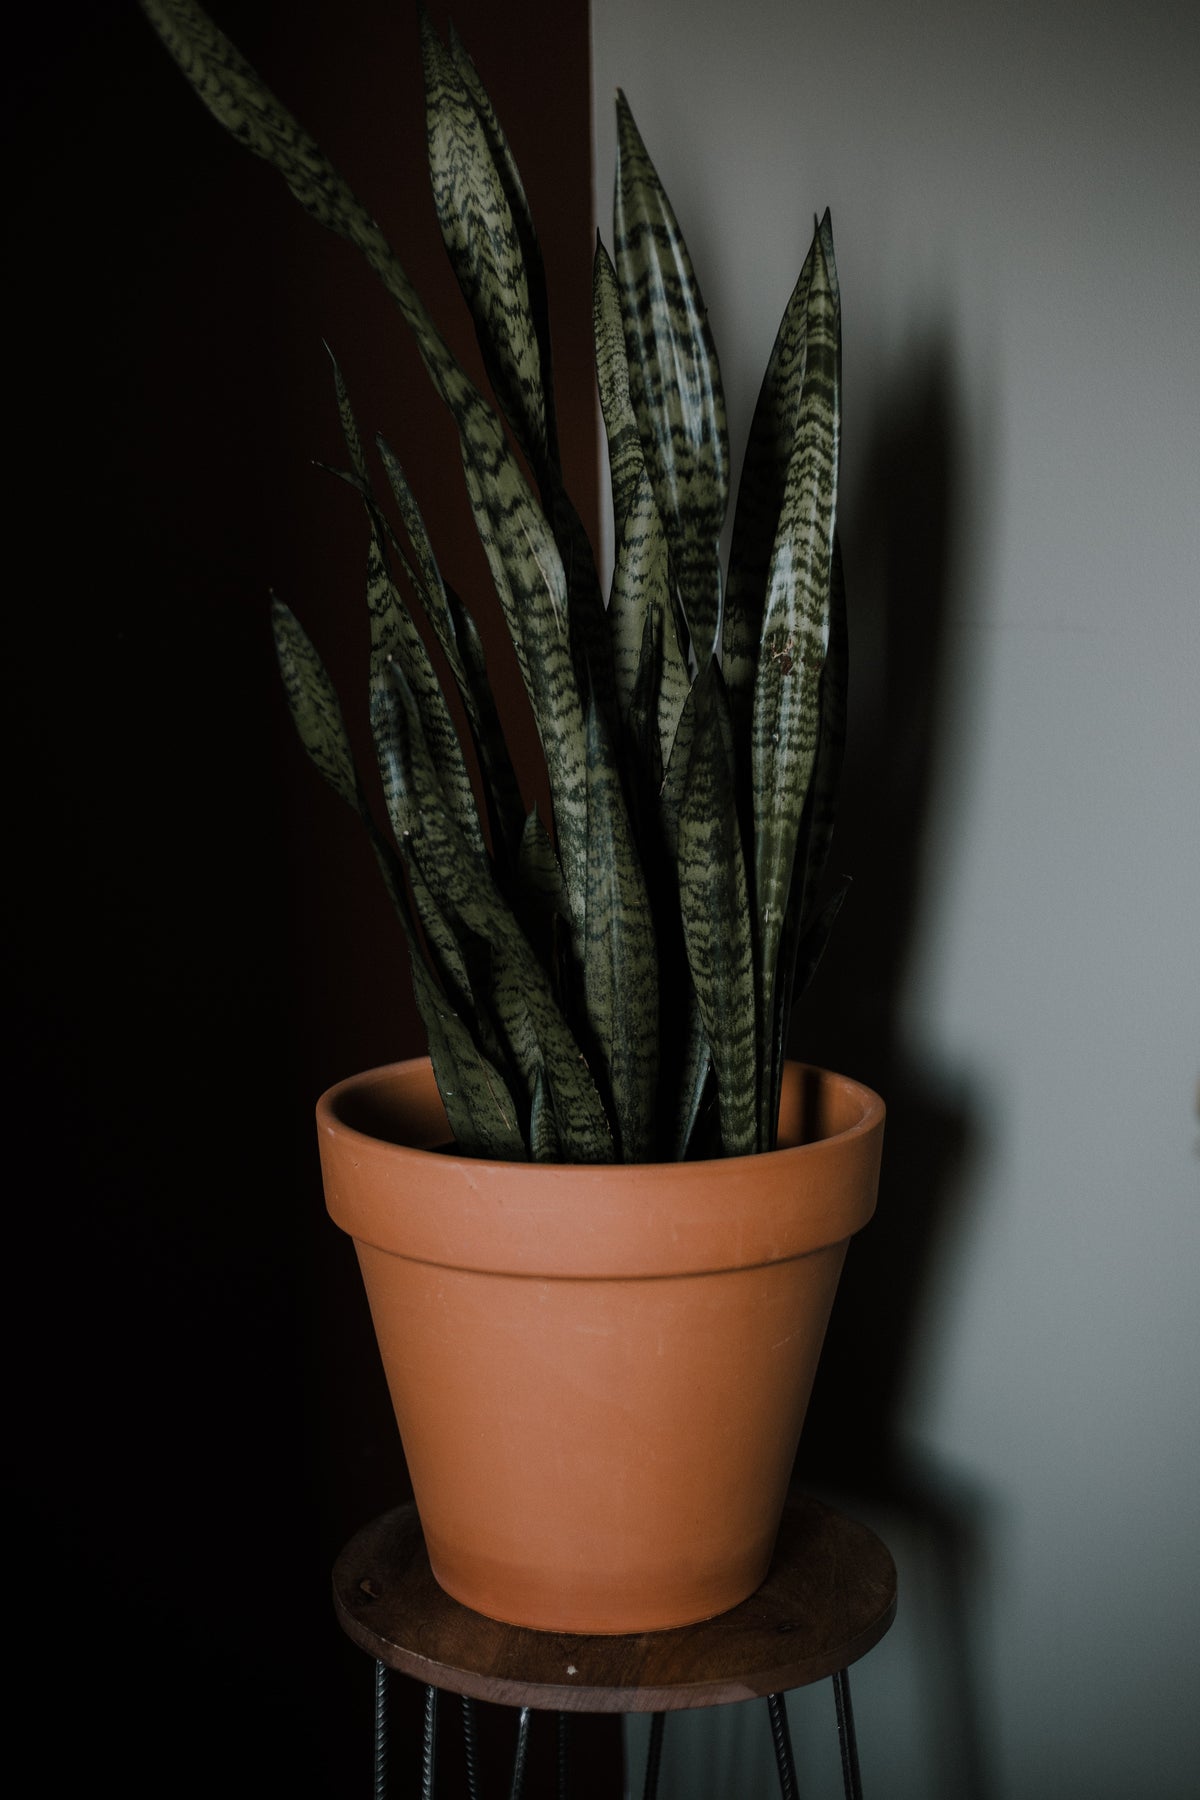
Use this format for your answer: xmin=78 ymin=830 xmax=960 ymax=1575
xmin=373 ymin=1661 xmax=390 ymax=1800
xmin=833 ymin=1668 xmax=863 ymax=1800
xmin=461 ymin=1695 xmax=482 ymax=1800
xmin=421 ymin=1684 xmax=439 ymax=1800
xmin=556 ymin=1711 xmax=570 ymax=1800
xmin=767 ymin=1693 xmax=798 ymax=1800
xmin=642 ymin=1712 xmax=666 ymax=1800
xmin=508 ymin=1705 xmax=532 ymax=1800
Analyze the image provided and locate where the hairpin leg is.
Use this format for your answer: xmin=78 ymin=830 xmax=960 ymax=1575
xmin=508 ymin=1705 xmax=532 ymax=1800
xmin=421 ymin=1684 xmax=439 ymax=1800
xmin=556 ymin=1711 xmax=570 ymax=1800
xmin=372 ymin=1662 xmax=390 ymax=1800
xmin=461 ymin=1695 xmax=482 ymax=1800
xmin=642 ymin=1712 xmax=666 ymax=1800
xmin=767 ymin=1693 xmax=798 ymax=1800
xmin=833 ymin=1668 xmax=863 ymax=1800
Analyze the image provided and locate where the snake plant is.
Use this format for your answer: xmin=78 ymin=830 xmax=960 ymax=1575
xmin=142 ymin=0 xmax=848 ymax=1164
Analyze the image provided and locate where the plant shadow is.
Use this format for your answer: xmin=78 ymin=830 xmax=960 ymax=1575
xmin=786 ymin=331 xmax=1001 ymax=1800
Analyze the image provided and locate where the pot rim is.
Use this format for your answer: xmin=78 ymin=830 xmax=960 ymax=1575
xmin=317 ymin=1054 xmax=884 ymax=1176
xmin=315 ymin=1058 xmax=886 ymax=1277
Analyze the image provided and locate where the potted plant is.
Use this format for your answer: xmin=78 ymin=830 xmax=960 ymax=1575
xmin=141 ymin=0 xmax=885 ymax=1633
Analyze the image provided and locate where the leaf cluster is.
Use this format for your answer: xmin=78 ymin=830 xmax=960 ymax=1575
xmin=141 ymin=0 xmax=849 ymax=1163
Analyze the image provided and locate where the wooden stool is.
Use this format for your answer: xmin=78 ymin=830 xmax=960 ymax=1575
xmin=333 ymin=1491 xmax=897 ymax=1798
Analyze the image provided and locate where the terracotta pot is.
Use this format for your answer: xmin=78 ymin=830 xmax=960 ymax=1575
xmin=317 ymin=1056 xmax=884 ymax=1634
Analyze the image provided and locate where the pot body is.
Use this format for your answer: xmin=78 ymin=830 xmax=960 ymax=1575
xmin=317 ymin=1057 xmax=884 ymax=1634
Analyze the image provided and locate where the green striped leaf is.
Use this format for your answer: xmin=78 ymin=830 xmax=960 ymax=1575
xmin=271 ymin=594 xmax=522 ymax=1151
xmin=609 ymin=464 xmax=670 ymax=728
xmin=751 ymin=228 xmax=840 ymax=1144
xmin=723 ymin=220 xmax=825 ymax=736
xmin=426 ymin=14 xmax=613 ymax=741
xmin=140 ymin=0 xmax=592 ymax=946
xmin=375 ymin=437 xmax=526 ymax=870
xmin=422 ymin=11 xmax=554 ymax=477
xmin=271 ymin=597 xmax=358 ymax=809
xmin=593 ymin=238 xmax=646 ymax=545
xmin=376 ymin=665 xmax=613 ymax=1161
xmin=613 ymin=91 xmax=728 ymax=662
xmin=668 ymin=994 xmax=713 ymax=1162
xmin=794 ymin=527 xmax=848 ymax=932
xmin=583 ymin=696 xmax=659 ymax=1160
xmin=514 ymin=807 xmax=567 ymax=938
xmin=528 ymin=1064 xmax=560 ymax=1162
xmin=365 ymin=535 xmax=486 ymax=864
xmin=676 ymin=660 xmax=757 ymax=1155
xmin=410 ymin=955 xmax=528 ymax=1160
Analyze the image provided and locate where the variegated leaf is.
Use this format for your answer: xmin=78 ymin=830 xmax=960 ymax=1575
xmin=613 ymin=91 xmax=728 ymax=662
xmin=365 ymin=534 xmax=486 ymax=863
xmin=427 ymin=14 xmax=612 ymax=740
xmin=724 ymin=220 xmax=826 ymax=733
xmin=410 ymin=954 xmax=528 ymax=1160
xmin=528 ymin=1064 xmax=559 ymax=1162
xmin=448 ymin=23 xmax=559 ymax=470
xmin=676 ymin=660 xmax=757 ymax=1155
xmin=795 ymin=527 xmax=848 ymax=931
xmin=375 ymin=437 xmax=526 ymax=867
xmin=669 ymin=1000 xmax=713 ymax=1162
xmin=422 ymin=12 xmax=552 ymax=476
xmin=140 ymin=0 xmax=591 ymax=946
xmin=609 ymin=464 xmax=670 ymax=725
xmin=515 ymin=807 xmax=567 ymax=933
xmin=584 ymin=696 xmax=659 ymax=1160
xmin=751 ymin=230 xmax=840 ymax=1143
xmin=271 ymin=597 xmax=358 ymax=808
xmin=593 ymin=238 xmax=646 ymax=544
xmin=378 ymin=665 xmax=613 ymax=1161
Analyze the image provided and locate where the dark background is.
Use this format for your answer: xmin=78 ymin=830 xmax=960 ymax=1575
xmin=8 ymin=2 xmax=614 ymax=1791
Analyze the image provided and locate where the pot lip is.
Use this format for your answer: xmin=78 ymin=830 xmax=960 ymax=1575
xmin=316 ymin=1054 xmax=885 ymax=1175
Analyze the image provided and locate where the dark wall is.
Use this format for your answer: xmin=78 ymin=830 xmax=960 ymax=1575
xmin=8 ymin=3 xmax=616 ymax=1792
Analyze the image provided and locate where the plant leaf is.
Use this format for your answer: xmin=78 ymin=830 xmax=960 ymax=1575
xmin=410 ymin=955 xmax=528 ymax=1159
xmin=593 ymin=237 xmax=646 ymax=545
xmin=795 ymin=527 xmax=848 ymax=930
xmin=365 ymin=535 xmax=486 ymax=863
xmin=375 ymin=665 xmax=613 ymax=1161
xmin=583 ymin=695 xmax=659 ymax=1160
xmin=271 ymin=596 xmax=358 ymax=808
xmin=139 ymin=0 xmax=592 ymax=946
xmin=724 ymin=219 xmax=827 ymax=737
xmin=375 ymin=437 xmax=526 ymax=870
xmin=613 ymin=91 xmax=728 ymax=662
xmin=422 ymin=11 xmax=554 ymax=478
xmin=676 ymin=660 xmax=757 ymax=1155
xmin=751 ymin=227 xmax=841 ymax=1143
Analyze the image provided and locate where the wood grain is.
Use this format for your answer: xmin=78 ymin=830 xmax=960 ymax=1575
xmin=332 ymin=1492 xmax=896 ymax=1712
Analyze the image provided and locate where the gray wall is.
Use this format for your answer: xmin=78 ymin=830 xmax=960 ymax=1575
xmin=591 ymin=2 xmax=1200 ymax=1796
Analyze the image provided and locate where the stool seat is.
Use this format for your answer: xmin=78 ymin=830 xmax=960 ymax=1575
xmin=332 ymin=1491 xmax=896 ymax=1714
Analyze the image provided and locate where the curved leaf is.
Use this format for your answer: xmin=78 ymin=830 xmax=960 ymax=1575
xmin=411 ymin=955 xmax=528 ymax=1160
xmin=724 ymin=218 xmax=826 ymax=732
xmin=375 ymin=666 xmax=613 ymax=1162
xmin=676 ymin=660 xmax=757 ymax=1155
xmin=751 ymin=229 xmax=841 ymax=1142
xmin=422 ymin=11 xmax=554 ymax=476
xmin=613 ymin=91 xmax=728 ymax=662
xmin=365 ymin=535 xmax=486 ymax=863
xmin=593 ymin=237 xmax=645 ymax=544
xmin=376 ymin=436 xmax=526 ymax=869
xmin=140 ymin=0 xmax=592 ymax=947
xmin=583 ymin=696 xmax=659 ymax=1160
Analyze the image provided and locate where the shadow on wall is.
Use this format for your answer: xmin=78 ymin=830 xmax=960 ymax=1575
xmin=787 ymin=331 xmax=1000 ymax=1800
